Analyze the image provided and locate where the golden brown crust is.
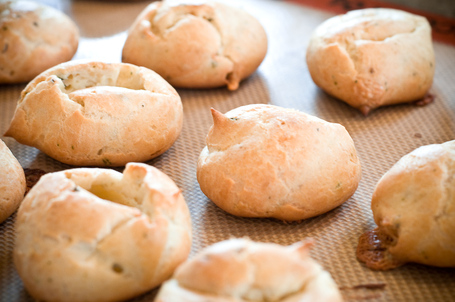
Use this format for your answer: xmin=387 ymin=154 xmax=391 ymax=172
xmin=14 ymin=162 xmax=192 ymax=302
xmin=0 ymin=0 xmax=79 ymax=84
xmin=306 ymin=8 xmax=435 ymax=114
xmin=5 ymin=61 xmax=183 ymax=166
xmin=0 ymin=139 xmax=26 ymax=223
xmin=197 ymin=104 xmax=361 ymax=221
xmin=122 ymin=0 xmax=267 ymax=90
xmin=359 ymin=140 xmax=455 ymax=270
xmin=156 ymin=238 xmax=343 ymax=302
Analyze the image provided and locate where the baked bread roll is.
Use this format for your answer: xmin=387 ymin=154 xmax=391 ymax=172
xmin=306 ymin=8 xmax=435 ymax=115
xmin=0 ymin=139 xmax=26 ymax=223
xmin=197 ymin=104 xmax=361 ymax=221
xmin=357 ymin=140 xmax=455 ymax=270
xmin=0 ymin=0 xmax=79 ymax=84
xmin=122 ymin=0 xmax=267 ymax=91
xmin=14 ymin=162 xmax=192 ymax=302
xmin=156 ymin=238 xmax=343 ymax=302
xmin=5 ymin=61 xmax=183 ymax=167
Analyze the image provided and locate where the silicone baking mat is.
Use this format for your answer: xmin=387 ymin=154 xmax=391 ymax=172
xmin=1 ymin=0 xmax=455 ymax=301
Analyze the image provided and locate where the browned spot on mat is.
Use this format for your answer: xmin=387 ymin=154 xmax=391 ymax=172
xmin=356 ymin=228 xmax=403 ymax=270
xmin=24 ymin=168 xmax=47 ymax=196
xmin=340 ymin=282 xmax=387 ymax=300
xmin=414 ymin=93 xmax=435 ymax=106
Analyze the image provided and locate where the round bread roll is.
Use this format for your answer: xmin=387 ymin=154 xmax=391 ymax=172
xmin=4 ymin=61 xmax=183 ymax=167
xmin=122 ymin=0 xmax=267 ymax=91
xmin=156 ymin=238 xmax=343 ymax=302
xmin=197 ymin=104 xmax=361 ymax=221
xmin=306 ymin=8 xmax=435 ymax=115
xmin=0 ymin=139 xmax=25 ymax=223
xmin=0 ymin=0 xmax=79 ymax=84
xmin=14 ymin=162 xmax=192 ymax=302
xmin=357 ymin=140 xmax=455 ymax=270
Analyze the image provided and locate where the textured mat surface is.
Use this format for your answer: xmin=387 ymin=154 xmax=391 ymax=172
xmin=1 ymin=0 xmax=455 ymax=301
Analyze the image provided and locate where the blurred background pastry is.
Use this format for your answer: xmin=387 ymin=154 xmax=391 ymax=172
xmin=122 ymin=0 xmax=267 ymax=90
xmin=306 ymin=8 xmax=435 ymax=115
xmin=0 ymin=0 xmax=79 ymax=84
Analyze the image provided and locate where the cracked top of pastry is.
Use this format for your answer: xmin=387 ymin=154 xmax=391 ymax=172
xmin=306 ymin=8 xmax=434 ymax=115
xmin=122 ymin=0 xmax=267 ymax=91
xmin=14 ymin=162 xmax=192 ymax=302
xmin=5 ymin=61 xmax=183 ymax=167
